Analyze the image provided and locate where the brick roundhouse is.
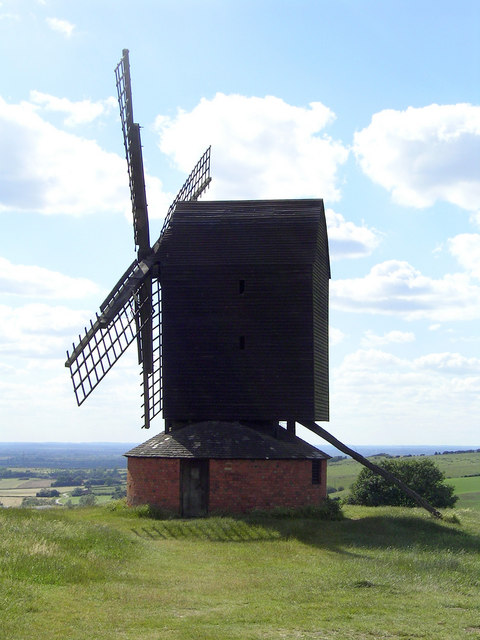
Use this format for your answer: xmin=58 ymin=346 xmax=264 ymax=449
xmin=125 ymin=422 xmax=329 ymax=516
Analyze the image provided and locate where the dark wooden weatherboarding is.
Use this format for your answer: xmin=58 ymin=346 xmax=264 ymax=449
xmin=159 ymin=199 xmax=330 ymax=425
xmin=65 ymin=50 xmax=442 ymax=517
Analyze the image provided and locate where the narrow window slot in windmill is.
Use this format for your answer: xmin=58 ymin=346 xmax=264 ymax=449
xmin=312 ymin=460 xmax=320 ymax=484
xmin=239 ymin=279 xmax=245 ymax=294
xmin=239 ymin=336 xmax=245 ymax=350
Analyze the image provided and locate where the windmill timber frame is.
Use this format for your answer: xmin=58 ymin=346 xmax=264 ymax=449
xmin=65 ymin=49 xmax=442 ymax=519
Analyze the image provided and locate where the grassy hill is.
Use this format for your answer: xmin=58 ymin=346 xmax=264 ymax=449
xmin=1 ymin=503 xmax=479 ymax=639
xmin=327 ymin=451 xmax=480 ymax=509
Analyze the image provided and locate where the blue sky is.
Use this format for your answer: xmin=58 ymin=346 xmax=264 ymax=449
xmin=1 ymin=0 xmax=479 ymax=445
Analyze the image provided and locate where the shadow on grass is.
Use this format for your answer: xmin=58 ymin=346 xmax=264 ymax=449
xmin=318 ymin=513 xmax=480 ymax=554
xmin=131 ymin=518 xmax=283 ymax=542
xmin=130 ymin=511 xmax=480 ymax=556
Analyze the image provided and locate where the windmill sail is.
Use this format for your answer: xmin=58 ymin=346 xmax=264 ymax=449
xmin=141 ymin=277 xmax=162 ymax=429
xmin=115 ymin=48 xmax=154 ymax=411
xmin=65 ymin=258 xmax=154 ymax=406
xmin=115 ymin=49 xmax=150 ymax=259
xmin=155 ymin=146 xmax=212 ymax=247
xmin=138 ymin=148 xmax=212 ymax=427
xmin=66 ymin=49 xmax=212 ymax=430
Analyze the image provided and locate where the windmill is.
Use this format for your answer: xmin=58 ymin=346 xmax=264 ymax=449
xmin=66 ymin=50 xmax=442 ymax=518
xmin=65 ymin=49 xmax=211 ymax=430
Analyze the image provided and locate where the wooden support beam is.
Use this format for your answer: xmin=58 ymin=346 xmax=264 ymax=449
xmin=300 ymin=421 xmax=442 ymax=519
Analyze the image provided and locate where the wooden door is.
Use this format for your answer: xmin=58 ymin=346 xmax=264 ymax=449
xmin=181 ymin=459 xmax=209 ymax=517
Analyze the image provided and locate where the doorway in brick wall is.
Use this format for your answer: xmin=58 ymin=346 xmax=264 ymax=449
xmin=181 ymin=459 xmax=209 ymax=517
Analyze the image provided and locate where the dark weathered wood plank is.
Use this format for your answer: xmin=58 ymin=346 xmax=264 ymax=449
xmin=158 ymin=200 xmax=329 ymax=423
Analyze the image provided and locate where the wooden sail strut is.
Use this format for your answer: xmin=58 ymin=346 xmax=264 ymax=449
xmin=300 ymin=421 xmax=443 ymax=519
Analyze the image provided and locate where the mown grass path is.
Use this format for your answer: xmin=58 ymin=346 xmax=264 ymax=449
xmin=1 ymin=504 xmax=479 ymax=639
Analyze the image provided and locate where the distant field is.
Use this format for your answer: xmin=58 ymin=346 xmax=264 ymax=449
xmin=452 ymin=476 xmax=480 ymax=492
xmin=428 ymin=452 xmax=480 ymax=478
xmin=61 ymin=486 xmax=124 ymax=506
xmin=18 ymin=478 xmax=52 ymax=489
xmin=1 ymin=497 xmax=23 ymax=507
xmin=0 ymin=475 xmax=55 ymax=506
xmin=0 ymin=478 xmax=26 ymax=489
xmin=328 ymin=451 xmax=480 ymax=485
xmin=0 ymin=474 xmax=125 ymax=508
xmin=450 ymin=476 xmax=480 ymax=510
xmin=327 ymin=451 xmax=480 ymax=509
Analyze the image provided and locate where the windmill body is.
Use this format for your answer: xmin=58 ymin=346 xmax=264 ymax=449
xmin=158 ymin=199 xmax=330 ymax=426
xmin=66 ymin=50 xmax=332 ymax=516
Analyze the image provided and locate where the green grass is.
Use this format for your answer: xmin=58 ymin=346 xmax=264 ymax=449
xmin=449 ymin=476 xmax=480 ymax=510
xmin=1 ymin=504 xmax=479 ymax=639
xmin=327 ymin=451 xmax=480 ymax=494
xmin=450 ymin=476 xmax=480 ymax=493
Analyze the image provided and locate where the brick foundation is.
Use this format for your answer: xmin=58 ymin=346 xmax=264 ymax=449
xmin=127 ymin=458 xmax=180 ymax=511
xmin=127 ymin=456 xmax=327 ymax=515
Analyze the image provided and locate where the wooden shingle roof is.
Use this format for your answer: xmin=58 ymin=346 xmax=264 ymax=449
xmin=124 ymin=421 xmax=330 ymax=460
xmin=157 ymin=199 xmax=329 ymax=269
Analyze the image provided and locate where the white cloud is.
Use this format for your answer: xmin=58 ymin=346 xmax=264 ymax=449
xmin=30 ymin=91 xmax=117 ymax=127
xmin=361 ymin=330 xmax=415 ymax=347
xmin=329 ymin=327 xmax=345 ymax=346
xmin=0 ymin=12 xmax=19 ymax=21
xmin=0 ymin=90 xmax=349 ymax=224
xmin=448 ymin=233 xmax=480 ymax=279
xmin=331 ymin=348 xmax=480 ymax=443
xmin=415 ymin=352 xmax=480 ymax=375
xmin=0 ymin=257 xmax=99 ymax=298
xmin=46 ymin=17 xmax=74 ymax=37
xmin=0 ymin=95 xmax=129 ymax=215
xmin=155 ymin=93 xmax=349 ymax=202
xmin=0 ymin=94 xmax=171 ymax=219
xmin=0 ymin=304 xmax=93 ymax=358
xmin=326 ymin=209 xmax=381 ymax=259
xmin=354 ymin=104 xmax=480 ymax=213
xmin=331 ymin=259 xmax=480 ymax=321
xmin=337 ymin=348 xmax=480 ymax=380
xmin=0 ymin=354 xmax=146 ymax=442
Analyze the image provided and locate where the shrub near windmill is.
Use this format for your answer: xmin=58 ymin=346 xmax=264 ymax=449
xmin=66 ymin=50 xmax=441 ymax=518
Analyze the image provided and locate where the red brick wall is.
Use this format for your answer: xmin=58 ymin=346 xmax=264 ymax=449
xmin=127 ymin=457 xmax=328 ymax=515
xmin=209 ymin=459 xmax=327 ymax=513
xmin=127 ymin=457 xmax=180 ymax=512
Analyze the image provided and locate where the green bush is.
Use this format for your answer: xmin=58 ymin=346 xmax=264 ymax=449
xmin=78 ymin=493 xmax=97 ymax=506
xmin=36 ymin=489 xmax=60 ymax=498
xmin=346 ymin=458 xmax=458 ymax=508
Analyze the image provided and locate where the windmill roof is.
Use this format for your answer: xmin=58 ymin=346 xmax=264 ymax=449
xmin=124 ymin=421 xmax=330 ymax=460
xmin=156 ymin=199 xmax=329 ymax=269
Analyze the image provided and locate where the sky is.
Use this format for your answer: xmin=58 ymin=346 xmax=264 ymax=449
xmin=0 ymin=0 xmax=479 ymax=446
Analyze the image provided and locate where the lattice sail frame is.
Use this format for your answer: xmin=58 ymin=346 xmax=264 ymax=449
xmin=65 ymin=50 xmax=212 ymax=430
xmin=141 ymin=277 xmax=162 ymax=428
xmin=66 ymin=276 xmax=153 ymax=407
xmin=115 ymin=49 xmax=150 ymax=257
xmin=158 ymin=146 xmax=211 ymax=240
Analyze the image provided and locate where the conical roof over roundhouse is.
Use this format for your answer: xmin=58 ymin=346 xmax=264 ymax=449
xmin=125 ymin=421 xmax=330 ymax=460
